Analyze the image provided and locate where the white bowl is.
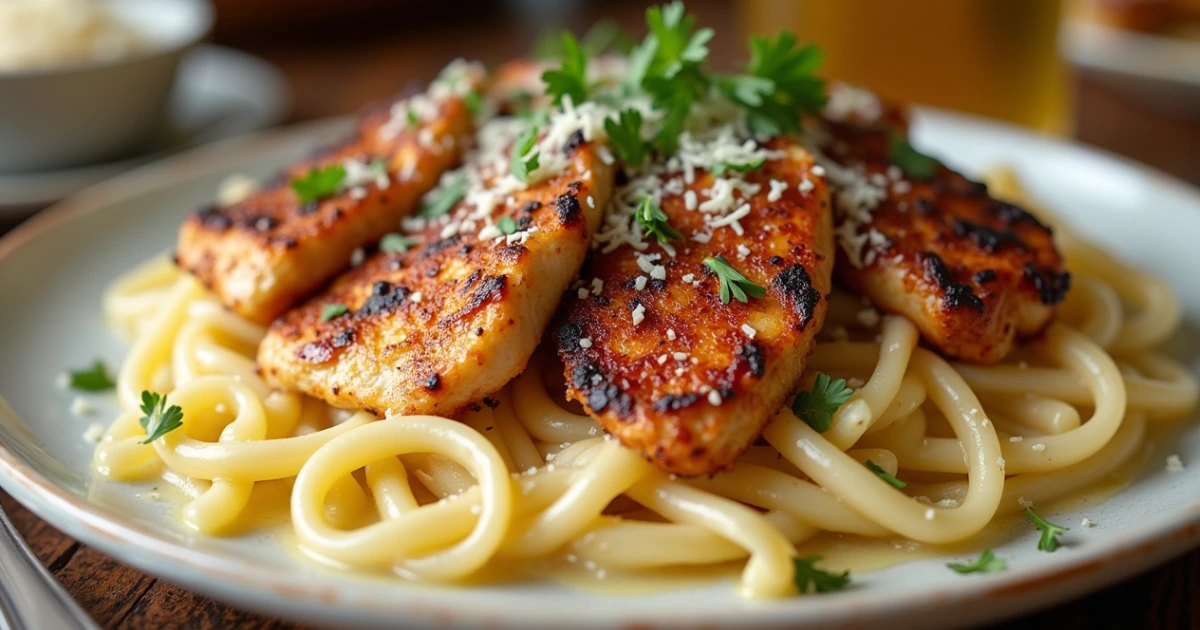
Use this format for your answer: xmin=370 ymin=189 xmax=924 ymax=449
xmin=0 ymin=0 xmax=214 ymax=174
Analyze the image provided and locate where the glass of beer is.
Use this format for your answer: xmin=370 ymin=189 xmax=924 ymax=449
xmin=740 ymin=0 xmax=1069 ymax=133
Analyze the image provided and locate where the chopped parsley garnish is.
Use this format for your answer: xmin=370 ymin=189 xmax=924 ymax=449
xmin=791 ymin=373 xmax=853 ymax=432
xmin=1025 ymin=507 xmax=1068 ymax=552
xmin=865 ymin=460 xmax=906 ymax=489
xmin=463 ymin=89 xmax=482 ymax=116
xmin=418 ymin=173 xmax=467 ymax=217
xmin=138 ymin=391 xmax=183 ymax=445
xmin=726 ymin=31 xmax=827 ymax=136
xmin=947 ymin=548 xmax=1007 ymax=575
xmin=290 ymin=164 xmax=345 ymax=204
xmin=710 ymin=157 xmax=765 ymax=176
xmin=380 ymin=233 xmax=416 ymax=253
xmin=534 ymin=19 xmax=634 ymax=60
xmin=888 ymin=133 xmax=938 ymax=179
xmin=635 ymin=196 xmax=682 ymax=244
xmin=68 ymin=359 xmax=115 ymax=391
xmin=496 ymin=215 xmax=518 ymax=235
xmin=510 ymin=125 xmax=541 ymax=183
xmin=321 ymin=303 xmax=349 ymax=322
xmin=368 ymin=158 xmax=388 ymax=177
xmin=541 ymin=32 xmax=590 ymax=106
xmin=605 ymin=108 xmax=650 ymax=167
xmin=703 ymin=255 xmax=766 ymax=305
xmin=793 ymin=556 xmax=851 ymax=594
xmin=406 ymin=106 xmax=420 ymax=127
xmin=634 ymin=2 xmax=713 ymax=154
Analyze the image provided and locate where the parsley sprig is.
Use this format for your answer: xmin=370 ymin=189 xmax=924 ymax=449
xmin=380 ymin=233 xmax=416 ymax=253
xmin=291 ymin=164 xmax=346 ymax=204
xmin=864 ymin=460 xmax=906 ymax=489
xmin=604 ymin=108 xmax=650 ymax=167
xmin=710 ymin=157 xmax=765 ymax=176
xmin=321 ymin=303 xmax=349 ymax=322
xmin=722 ymin=31 xmax=827 ymax=137
xmin=138 ymin=391 xmax=184 ymax=445
xmin=541 ymin=33 xmax=590 ymax=106
xmin=793 ymin=556 xmax=851 ymax=594
xmin=1025 ymin=508 xmax=1068 ymax=552
xmin=703 ymin=255 xmax=766 ymax=305
xmin=497 ymin=215 xmax=519 ymax=235
xmin=510 ymin=125 xmax=541 ymax=183
xmin=888 ymin=133 xmax=938 ymax=179
xmin=947 ymin=548 xmax=1007 ymax=575
xmin=792 ymin=373 xmax=853 ymax=432
xmin=68 ymin=359 xmax=115 ymax=391
xmin=418 ymin=173 xmax=467 ymax=217
xmin=635 ymin=196 xmax=682 ymax=244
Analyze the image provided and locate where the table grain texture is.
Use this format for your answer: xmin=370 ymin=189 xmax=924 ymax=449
xmin=3 ymin=0 xmax=1200 ymax=627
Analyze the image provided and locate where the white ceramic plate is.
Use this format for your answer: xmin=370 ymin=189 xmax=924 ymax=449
xmin=1 ymin=110 xmax=1199 ymax=630
xmin=0 ymin=45 xmax=289 ymax=215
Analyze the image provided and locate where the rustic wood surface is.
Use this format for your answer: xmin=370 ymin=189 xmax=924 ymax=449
xmin=2 ymin=0 xmax=1200 ymax=627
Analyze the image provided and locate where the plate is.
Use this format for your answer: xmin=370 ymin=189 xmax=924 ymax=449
xmin=1 ymin=110 xmax=1199 ymax=630
xmin=1062 ymin=19 xmax=1200 ymax=119
xmin=0 ymin=45 xmax=289 ymax=215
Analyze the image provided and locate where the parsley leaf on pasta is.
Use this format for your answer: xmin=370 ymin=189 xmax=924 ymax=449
xmin=792 ymin=373 xmax=853 ymax=432
xmin=793 ymin=556 xmax=851 ymax=594
xmin=418 ymin=173 xmax=467 ymax=218
xmin=1025 ymin=508 xmax=1069 ymax=552
xmin=947 ymin=548 xmax=1007 ymax=574
xmin=290 ymin=164 xmax=345 ymax=203
xmin=138 ymin=391 xmax=183 ymax=445
xmin=68 ymin=359 xmax=115 ymax=391
xmin=864 ymin=460 xmax=906 ymax=489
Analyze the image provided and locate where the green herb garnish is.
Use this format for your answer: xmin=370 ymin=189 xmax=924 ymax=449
xmin=497 ymin=215 xmax=518 ymax=235
xmin=138 ymin=391 xmax=183 ymax=445
xmin=67 ymin=359 xmax=115 ymax=392
xmin=888 ymin=133 xmax=938 ymax=179
xmin=703 ymin=255 xmax=766 ymax=305
xmin=635 ymin=196 xmax=682 ymax=244
xmin=380 ymin=233 xmax=416 ymax=253
xmin=726 ymin=31 xmax=827 ymax=137
xmin=604 ymin=108 xmax=649 ymax=167
xmin=865 ymin=460 xmax=906 ymax=489
xmin=463 ymin=89 xmax=483 ymax=116
xmin=290 ymin=164 xmax=346 ymax=204
xmin=510 ymin=125 xmax=541 ymax=183
xmin=418 ymin=173 xmax=467 ymax=218
xmin=321 ymin=303 xmax=349 ymax=322
xmin=793 ymin=556 xmax=851 ymax=594
xmin=368 ymin=158 xmax=388 ymax=177
xmin=711 ymin=157 xmax=765 ymax=176
xmin=947 ymin=548 xmax=1007 ymax=574
xmin=791 ymin=373 xmax=853 ymax=433
xmin=541 ymin=32 xmax=590 ymax=106
xmin=1025 ymin=507 xmax=1068 ymax=552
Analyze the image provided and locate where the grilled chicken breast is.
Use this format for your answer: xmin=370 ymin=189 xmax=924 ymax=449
xmin=258 ymin=119 xmax=615 ymax=417
xmin=557 ymin=139 xmax=834 ymax=476
xmin=815 ymin=83 xmax=1068 ymax=363
xmin=176 ymin=63 xmax=484 ymax=324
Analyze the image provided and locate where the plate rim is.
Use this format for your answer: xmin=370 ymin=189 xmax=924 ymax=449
xmin=2 ymin=109 xmax=1200 ymax=629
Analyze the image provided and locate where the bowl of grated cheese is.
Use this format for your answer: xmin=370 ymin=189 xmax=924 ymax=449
xmin=0 ymin=0 xmax=213 ymax=173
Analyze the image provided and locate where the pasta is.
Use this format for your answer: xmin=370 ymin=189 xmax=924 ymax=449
xmin=92 ymin=168 xmax=1199 ymax=599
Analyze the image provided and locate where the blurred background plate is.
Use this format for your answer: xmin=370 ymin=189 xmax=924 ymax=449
xmin=0 ymin=45 xmax=288 ymax=216
xmin=1063 ymin=18 xmax=1200 ymax=118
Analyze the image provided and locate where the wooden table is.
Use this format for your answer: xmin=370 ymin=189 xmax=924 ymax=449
xmin=3 ymin=0 xmax=1200 ymax=627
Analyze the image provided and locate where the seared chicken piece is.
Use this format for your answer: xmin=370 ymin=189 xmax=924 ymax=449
xmin=557 ymin=139 xmax=834 ymax=476
xmin=258 ymin=119 xmax=615 ymax=416
xmin=176 ymin=63 xmax=484 ymax=324
xmin=816 ymin=83 xmax=1068 ymax=363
